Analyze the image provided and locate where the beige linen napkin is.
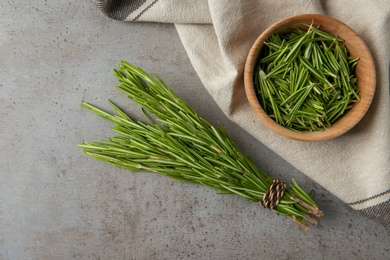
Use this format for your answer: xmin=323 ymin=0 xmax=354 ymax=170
xmin=92 ymin=0 xmax=390 ymax=228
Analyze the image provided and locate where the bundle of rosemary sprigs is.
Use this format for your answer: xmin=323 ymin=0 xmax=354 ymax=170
xmin=255 ymin=25 xmax=360 ymax=132
xmin=79 ymin=61 xmax=323 ymax=230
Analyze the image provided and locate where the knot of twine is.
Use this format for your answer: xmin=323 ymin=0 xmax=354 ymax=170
xmin=260 ymin=179 xmax=287 ymax=209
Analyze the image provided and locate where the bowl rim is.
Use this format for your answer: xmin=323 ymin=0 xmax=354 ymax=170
xmin=244 ymin=14 xmax=376 ymax=141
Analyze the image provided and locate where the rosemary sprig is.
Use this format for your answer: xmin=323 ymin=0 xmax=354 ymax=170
xmin=78 ymin=61 xmax=323 ymax=230
xmin=255 ymin=24 xmax=360 ymax=132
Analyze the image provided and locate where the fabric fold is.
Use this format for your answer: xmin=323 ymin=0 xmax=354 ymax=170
xmin=91 ymin=0 xmax=390 ymax=229
xmin=92 ymin=0 xmax=212 ymax=23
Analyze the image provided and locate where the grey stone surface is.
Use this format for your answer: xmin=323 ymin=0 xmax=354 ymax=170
xmin=0 ymin=1 xmax=389 ymax=259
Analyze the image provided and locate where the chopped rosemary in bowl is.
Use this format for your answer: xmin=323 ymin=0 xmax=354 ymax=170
xmin=244 ymin=14 xmax=376 ymax=141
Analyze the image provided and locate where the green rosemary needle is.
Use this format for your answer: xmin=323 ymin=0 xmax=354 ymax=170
xmin=78 ymin=61 xmax=323 ymax=230
xmin=255 ymin=24 xmax=360 ymax=132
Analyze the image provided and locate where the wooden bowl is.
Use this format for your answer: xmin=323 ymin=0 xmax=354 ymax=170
xmin=244 ymin=14 xmax=376 ymax=141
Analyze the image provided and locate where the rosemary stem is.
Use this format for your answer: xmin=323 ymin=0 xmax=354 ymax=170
xmin=79 ymin=61 xmax=323 ymax=229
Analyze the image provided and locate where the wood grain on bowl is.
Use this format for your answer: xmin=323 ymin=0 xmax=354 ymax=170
xmin=244 ymin=14 xmax=376 ymax=141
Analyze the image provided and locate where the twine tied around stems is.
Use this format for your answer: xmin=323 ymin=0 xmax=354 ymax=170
xmin=260 ymin=179 xmax=287 ymax=209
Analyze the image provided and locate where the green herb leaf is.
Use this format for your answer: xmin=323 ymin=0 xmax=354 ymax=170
xmin=79 ymin=61 xmax=323 ymax=230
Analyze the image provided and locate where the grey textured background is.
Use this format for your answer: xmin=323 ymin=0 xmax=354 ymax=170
xmin=0 ymin=1 xmax=389 ymax=259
